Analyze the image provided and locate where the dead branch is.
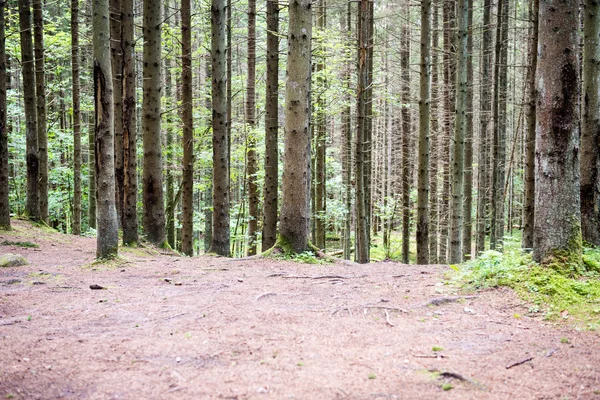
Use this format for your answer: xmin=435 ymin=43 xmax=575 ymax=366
xmin=255 ymin=292 xmax=277 ymax=301
xmin=384 ymin=310 xmax=394 ymax=327
xmin=506 ymin=356 xmax=533 ymax=369
xmin=414 ymin=295 xmax=478 ymax=308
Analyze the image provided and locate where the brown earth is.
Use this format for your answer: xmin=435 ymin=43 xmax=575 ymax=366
xmin=0 ymin=220 xmax=599 ymax=400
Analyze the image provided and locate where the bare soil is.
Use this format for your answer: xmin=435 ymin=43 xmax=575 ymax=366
xmin=1 ymin=220 xmax=599 ymax=399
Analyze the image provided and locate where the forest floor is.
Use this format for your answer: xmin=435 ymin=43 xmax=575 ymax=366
xmin=0 ymin=220 xmax=599 ymax=400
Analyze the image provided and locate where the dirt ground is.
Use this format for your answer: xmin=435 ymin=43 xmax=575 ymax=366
xmin=1 ymin=220 xmax=599 ymax=400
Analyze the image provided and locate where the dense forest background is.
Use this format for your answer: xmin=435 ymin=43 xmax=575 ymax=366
xmin=0 ymin=0 xmax=596 ymax=266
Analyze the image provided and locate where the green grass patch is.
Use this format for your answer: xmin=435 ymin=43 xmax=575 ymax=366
xmin=1 ymin=240 xmax=39 ymax=248
xmin=454 ymin=236 xmax=600 ymax=331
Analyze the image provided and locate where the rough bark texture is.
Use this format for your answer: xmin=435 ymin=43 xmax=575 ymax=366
xmin=355 ymin=0 xmax=370 ymax=263
xmin=449 ymin=0 xmax=468 ymax=264
xmin=142 ymin=0 xmax=166 ymax=247
xmin=19 ymin=0 xmax=39 ymax=221
xmin=72 ymin=0 xmax=82 ymax=235
xmin=0 ymin=0 xmax=9 ymax=230
xmin=522 ymin=0 xmax=538 ymax=250
xmin=278 ymin=0 xmax=312 ymax=254
xmin=210 ymin=0 xmax=230 ymax=256
xmin=580 ymin=0 xmax=600 ymax=245
xmin=180 ymin=0 xmax=194 ymax=256
xmin=533 ymin=1 xmax=581 ymax=266
xmin=246 ymin=0 xmax=258 ymax=255
xmin=165 ymin=34 xmax=175 ymax=249
xmin=462 ymin=1 xmax=473 ymax=259
xmin=401 ymin=26 xmax=411 ymax=265
xmin=475 ymin=0 xmax=492 ymax=254
xmin=121 ymin=0 xmax=137 ymax=245
xmin=261 ymin=0 xmax=279 ymax=251
xmin=93 ymin=0 xmax=119 ymax=258
xmin=341 ymin=2 xmax=352 ymax=260
xmin=428 ymin=0 xmax=439 ymax=263
xmin=417 ymin=0 xmax=431 ymax=264
xmin=88 ymin=116 xmax=96 ymax=229
xmin=314 ymin=0 xmax=327 ymax=251
xmin=110 ymin=0 xmax=124 ymax=228
xmin=33 ymin=0 xmax=47 ymax=223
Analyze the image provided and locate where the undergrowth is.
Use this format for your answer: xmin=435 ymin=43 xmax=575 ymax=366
xmin=272 ymin=251 xmax=329 ymax=265
xmin=1 ymin=240 xmax=39 ymax=248
xmin=453 ymin=236 xmax=600 ymax=331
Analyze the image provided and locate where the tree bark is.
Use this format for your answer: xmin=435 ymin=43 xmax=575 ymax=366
xmin=342 ymin=2 xmax=352 ymax=260
xmin=88 ymin=115 xmax=96 ymax=229
xmin=429 ymin=0 xmax=439 ymax=263
xmin=533 ymin=1 xmax=581 ymax=266
xmin=278 ymin=0 xmax=312 ymax=254
xmin=261 ymin=0 xmax=279 ymax=251
xmin=246 ymin=0 xmax=258 ymax=255
xmin=33 ymin=0 xmax=47 ymax=223
xmin=142 ymin=0 xmax=167 ymax=247
xmin=19 ymin=0 xmax=39 ymax=221
xmin=314 ymin=0 xmax=327 ymax=251
xmin=93 ymin=0 xmax=119 ymax=258
xmin=0 ymin=0 xmax=9 ymax=230
xmin=121 ymin=0 xmax=137 ymax=245
xmin=580 ymin=0 xmax=600 ymax=245
xmin=461 ymin=0 xmax=473 ymax=260
xmin=110 ymin=0 xmax=123 ymax=228
xmin=72 ymin=0 xmax=82 ymax=235
xmin=210 ymin=0 xmax=230 ymax=256
xmin=401 ymin=25 xmax=411 ymax=265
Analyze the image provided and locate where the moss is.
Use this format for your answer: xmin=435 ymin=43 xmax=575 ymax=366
xmin=1 ymin=240 xmax=39 ymax=248
xmin=539 ymin=217 xmax=583 ymax=276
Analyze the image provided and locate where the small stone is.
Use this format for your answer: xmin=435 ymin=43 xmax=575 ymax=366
xmin=89 ymin=284 xmax=105 ymax=290
xmin=0 ymin=254 xmax=27 ymax=268
xmin=174 ymin=282 xmax=182 ymax=286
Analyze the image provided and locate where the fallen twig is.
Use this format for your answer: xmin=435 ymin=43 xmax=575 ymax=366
xmin=384 ymin=310 xmax=394 ymax=327
xmin=413 ymin=295 xmax=478 ymax=308
xmin=506 ymin=356 xmax=533 ymax=369
xmin=363 ymin=305 xmax=409 ymax=313
xmin=414 ymin=354 xmax=448 ymax=359
xmin=255 ymin=292 xmax=277 ymax=301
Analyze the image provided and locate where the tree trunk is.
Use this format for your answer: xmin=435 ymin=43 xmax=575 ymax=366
xmin=522 ymin=0 xmax=538 ymax=250
xmin=142 ymin=0 xmax=166 ymax=247
xmin=314 ymin=0 xmax=327 ymax=251
xmin=88 ymin=115 xmax=96 ymax=229
xmin=341 ymin=1 xmax=352 ymax=260
xmin=461 ymin=0 xmax=473 ymax=259
xmin=110 ymin=0 xmax=124 ymax=228
xmin=93 ymin=0 xmax=119 ymax=258
xmin=261 ymin=0 xmax=279 ymax=251
xmin=401 ymin=25 xmax=411 ymax=265
xmin=278 ymin=0 xmax=312 ymax=254
xmin=580 ymin=0 xmax=600 ymax=245
xmin=475 ymin=0 xmax=492 ymax=255
xmin=429 ymin=0 xmax=439 ymax=263
xmin=449 ymin=0 xmax=468 ymax=264
xmin=0 ymin=0 xmax=9 ymax=230
xmin=165 ymin=34 xmax=175 ymax=249
xmin=19 ymin=0 xmax=39 ymax=221
xmin=533 ymin=1 xmax=581 ymax=266
xmin=417 ymin=0 xmax=431 ymax=264
xmin=72 ymin=0 xmax=82 ymax=235
xmin=121 ymin=0 xmax=137 ymax=245
xmin=181 ymin=0 xmax=194 ymax=256
xmin=246 ymin=0 xmax=258 ymax=255
xmin=210 ymin=0 xmax=230 ymax=256
xmin=33 ymin=0 xmax=47 ymax=223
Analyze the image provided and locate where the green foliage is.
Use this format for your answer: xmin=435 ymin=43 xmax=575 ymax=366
xmin=272 ymin=250 xmax=327 ymax=265
xmin=1 ymin=240 xmax=39 ymax=248
xmin=454 ymin=237 xmax=600 ymax=330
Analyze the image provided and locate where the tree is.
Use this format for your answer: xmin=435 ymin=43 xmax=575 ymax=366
xmin=33 ymin=0 xmax=47 ymax=223
xmin=88 ymin=116 xmax=96 ymax=229
xmin=93 ymin=0 xmax=119 ymax=258
xmin=449 ymin=0 xmax=468 ymax=264
xmin=278 ymin=0 xmax=312 ymax=254
xmin=429 ymin=0 xmax=440 ymax=262
xmin=261 ymin=0 xmax=279 ymax=251
xmin=0 ymin=0 xmax=9 ymax=230
xmin=110 ymin=0 xmax=124 ymax=227
xmin=18 ymin=0 xmax=39 ymax=221
xmin=417 ymin=0 xmax=431 ymax=264
xmin=246 ymin=0 xmax=258 ymax=255
xmin=72 ymin=0 xmax=82 ymax=235
xmin=461 ymin=1 xmax=473 ymax=259
xmin=142 ymin=0 xmax=167 ymax=247
xmin=180 ymin=0 xmax=194 ymax=256
xmin=314 ymin=0 xmax=327 ymax=251
xmin=400 ymin=25 xmax=411 ymax=264
xmin=533 ymin=1 xmax=581 ymax=265
xmin=522 ymin=0 xmax=538 ymax=250
xmin=121 ymin=0 xmax=137 ymax=245
xmin=580 ymin=0 xmax=600 ymax=245
xmin=210 ymin=0 xmax=230 ymax=256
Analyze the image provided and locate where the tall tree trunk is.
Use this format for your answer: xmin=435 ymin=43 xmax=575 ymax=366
xmin=72 ymin=0 xmax=82 ymax=235
xmin=449 ymin=0 xmax=468 ymax=264
xmin=429 ymin=0 xmax=439 ymax=263
xmin=33 ymin=0 xmax=47 ymax=223
xmin=110 ymin=0 xmax=124 ymax=228
xmin=417 ymin=0 xmax=431 ymax=264
xmin=0 ymin=0 xmax=9 ymax=230
xmin=401 ymin=25 xmax=411 ymax=264
xmin=121 ymin=0 xmax=138 ymax=245
xmin=261 ymin=0 xmax=279 ymax=251
xmin=355 ymin=0 xmax=371 ymax=263
xmin=19 ymin=0 xmax=39 ymax=221
xmin=522 ymin=0 xmax=538 ymax=250
xmin=491 ymin=0 xmax=508 ymax=250
xmin=534 ymin=0 xmax=581 ymax=266
xmin=88 ymin=115 xmax=96 ymax=229
xmin=341 ymin=1 xmax=352 ymax=260
xmin=462 ymin=0 xmax=473 ymax=259
xmin=93 ymin=0 xmax=119 ymax=258
xmin=164 ymin=28 xmax=175 ymax=249
xmin=278 ymin=0 xmax=312 ymax=254
xmin=210 ymin=0 xmax=230 ymax=256
xmin=580 ymin=0 xmax=600 ymax=245
xmin=314 ymin=0 xmax=327 ymax=251
xmin=246 ymin=0 xmax=258 ymax=255
xmin=181 ymin=0 xmax=194 ymax=256
xmin=475 ymin=0 xmax=492 ymax=254
xmin=142 ymin=0 xmax=166 ymax=247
